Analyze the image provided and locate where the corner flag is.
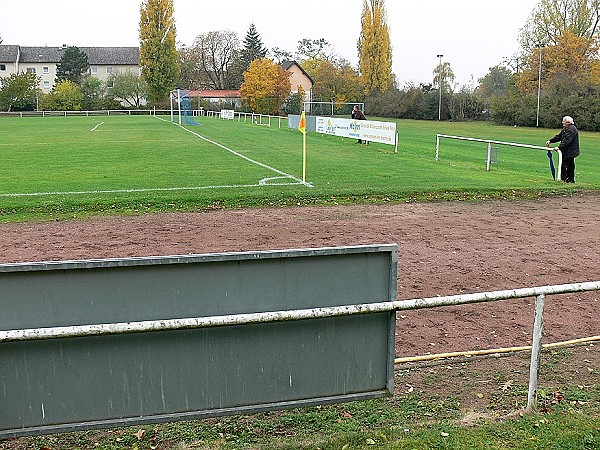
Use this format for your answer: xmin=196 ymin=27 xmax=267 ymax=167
xmin=299 ymin=111 xmax=306 ymax=134
xmin=299 ymin=111 xmax=307 ymax=182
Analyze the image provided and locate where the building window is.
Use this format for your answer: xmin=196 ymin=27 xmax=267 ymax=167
xmin=26 ymin=67 xmax=36 ymax=73
xmin=106 ymin=66 xmax=113 ymax=74
xmin=90 ymin=66 xmax=98 ymax=75
xmin=0 ymin=64 xmax=6 ymax=71
xmin=43 ymin=66 xmax=49 ymax=74
xmin=43 ymin=81 xmax=50 ymax=89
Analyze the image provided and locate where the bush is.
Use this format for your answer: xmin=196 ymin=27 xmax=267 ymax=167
xmin=40 ymin=80 xmax=82 ymax=111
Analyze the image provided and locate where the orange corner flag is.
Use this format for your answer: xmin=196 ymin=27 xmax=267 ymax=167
xmin=298 ymin=111 xmax=306 ymax=134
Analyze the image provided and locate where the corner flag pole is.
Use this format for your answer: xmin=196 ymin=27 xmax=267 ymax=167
xmin=302 ymin=129 xmax=307 ymax=182
xmin=299 ymin=111 xmax=307 ymax=182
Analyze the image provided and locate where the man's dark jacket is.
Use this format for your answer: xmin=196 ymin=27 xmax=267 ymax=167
xmin=549 ymin=124 xmax=580 ymax=158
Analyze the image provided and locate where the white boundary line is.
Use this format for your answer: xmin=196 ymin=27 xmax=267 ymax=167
xmin=0 ymin=181 xmax=306 ymax=198
xmin=174 ymin=121 xmax=312 ymax=187
xmin=1 ymin=116 xmax=313 ymax=198
xmin=90 ymin=122 xmax=104 ymax=132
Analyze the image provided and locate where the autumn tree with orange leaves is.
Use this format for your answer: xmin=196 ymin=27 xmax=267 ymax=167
xmin=488 ymin=0 xmax=600 ymax=130
xmin=240 ymin=58 xmax=291 ymax=114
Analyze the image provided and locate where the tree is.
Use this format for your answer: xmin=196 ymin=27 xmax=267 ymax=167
xmin=518 ymin=0 xmax=599 ymax=52
xmin=477 ymin=65 xmax=514 ymax=99
xmin=449 ymin=85 xmax=485 ymax=121
xmin=230 ymin=23 xmax=268 ymax=89
xmin=239 ymin=58 xmax=291 ymax=114
xmin=79 ymin=75 xmax=112 ymax=110
xmin=283 ymin=85 xmax=305 ymax=114
xmin=139 ymin=0 xmax=180 ymax=105
xmin=296 ymin=38 xmax=336 ymax=61
xmin=241 ymin=23 xmax=268 ymax=66
xmin=188 ymin=30 xmax=241 ymax=89
xmin=516 ymin=1 xmax=599 ymax=90
xmin=306 ymin=58 xmax=364 ymax=104
xmin=40 ymin=80 xmax=82 ymax=111
xmin=492 ymin=1 xmax=600 ymax=130
xmin=0 ymin=71 xmax=41 ymax=111
xmin=358 ymin=0 xmax=393 ymax=94
xmin=55 ymin=46 xmax=89 ymax=85
xmin=108 ymin=71 xmax=148 ymax=108
xmin=178 ymin=44 xmax=211 ymax=89
xmin=433 ymin=61 xmax=455 ymax=92
xmin=270 ymin=47 xmax=294 ymax=64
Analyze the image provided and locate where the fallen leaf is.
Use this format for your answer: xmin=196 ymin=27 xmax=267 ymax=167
xmin=502 ymin=380 xmax=513 ymax=391
xmin=476 ymin=393 xmax=484 ymax=398
xmin=342 ymin=411 xmax=353 ymax=419
xmin=135 ymin=429 xmax=145 ymax=440
xmin=366 ymin=438 xmax=376 ymax=445
xmin=441 ymin=432 xmax=449 ymax=437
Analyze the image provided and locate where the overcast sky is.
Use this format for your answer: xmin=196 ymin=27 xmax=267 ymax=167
xmin=1 ymin=0 xmax=540 ymax=87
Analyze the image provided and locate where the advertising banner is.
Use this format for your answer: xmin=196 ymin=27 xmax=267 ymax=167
xmin=220 ymin=109 xmax=235 ymax=120
xmin=315 ymin=116 xmax=397 ymax=146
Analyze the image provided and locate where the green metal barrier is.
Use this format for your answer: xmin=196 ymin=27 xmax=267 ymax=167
xmin=0 ymin=245 xmax=397 ymax=438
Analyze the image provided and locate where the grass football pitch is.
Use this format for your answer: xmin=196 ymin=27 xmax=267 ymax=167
xmin=1 ymin=114 xmax=598 ymax=222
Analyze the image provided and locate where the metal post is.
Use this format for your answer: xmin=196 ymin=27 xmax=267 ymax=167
xmin=437 ymin=54 xmax=444 ymax=121
xmin=526 ymin=293 xmax=545 ymax=412
xmin=536 ymin=45 xmax=543 ymax=127
xmin=486 ymin=142 xmax=492 ymax=171
xmin=177 ymin=89 xmax=182 ymax=126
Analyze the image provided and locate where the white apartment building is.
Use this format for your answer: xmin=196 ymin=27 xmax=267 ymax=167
xmin=0 ymin=45 xmax=139 ymax=93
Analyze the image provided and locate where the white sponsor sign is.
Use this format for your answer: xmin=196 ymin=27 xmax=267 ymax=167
xmin=220 ymin=109 xmax=235 ymax=120
xmin=315 ymin=116 xmax=397 ymax=145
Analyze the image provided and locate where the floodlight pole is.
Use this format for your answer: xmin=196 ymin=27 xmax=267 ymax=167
xmin=536 ymin=45 xmax=543 ymax=127
xmin=437 ymin=54 xmax=444 ymax=121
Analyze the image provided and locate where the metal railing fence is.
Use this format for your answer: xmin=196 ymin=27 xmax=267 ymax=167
xmin=2 ymin=280 xmax=598 ymax=412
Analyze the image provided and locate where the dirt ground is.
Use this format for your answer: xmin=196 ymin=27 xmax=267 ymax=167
xmin=1 ymin=192 xmax=598 ymax=421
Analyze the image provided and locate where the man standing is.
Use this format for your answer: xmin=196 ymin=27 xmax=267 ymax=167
xmin=351 ymin=105 xmax=367 ymax=144
xmin=546 ymin=116 xmax=580 ymax=183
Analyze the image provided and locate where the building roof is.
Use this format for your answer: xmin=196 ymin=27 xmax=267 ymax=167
xmin=0 ymin=45 xmax=20 ymax=63
xmin=82 ymin=47 xmax=139 ymax=65
xmin=0 ymin=45 xmax=139 ymax=65
xmin=18 ymin=46 xmax=63 ymax=63
xmin=0 ymin=45 xmax=19 ymax=63
xmin=280 ymin=60 xmax=315 ymax=85
xmin=189 ymin=90 xmax=241 ymax=98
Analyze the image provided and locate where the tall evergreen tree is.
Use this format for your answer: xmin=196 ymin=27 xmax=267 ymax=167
xmin=55 ymin=46 xmax=89 ymax=85
xmin=357 ymin=0 xmax=393 ymax=94
xmin=242 ymin=23 xmax=268 ymax=67
xmin=139 ymin=0 xmax=180 ymax=105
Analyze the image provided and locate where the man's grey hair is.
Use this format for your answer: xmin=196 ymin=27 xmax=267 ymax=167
xmin=562 ymin=116 xmax=574 ymax=124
